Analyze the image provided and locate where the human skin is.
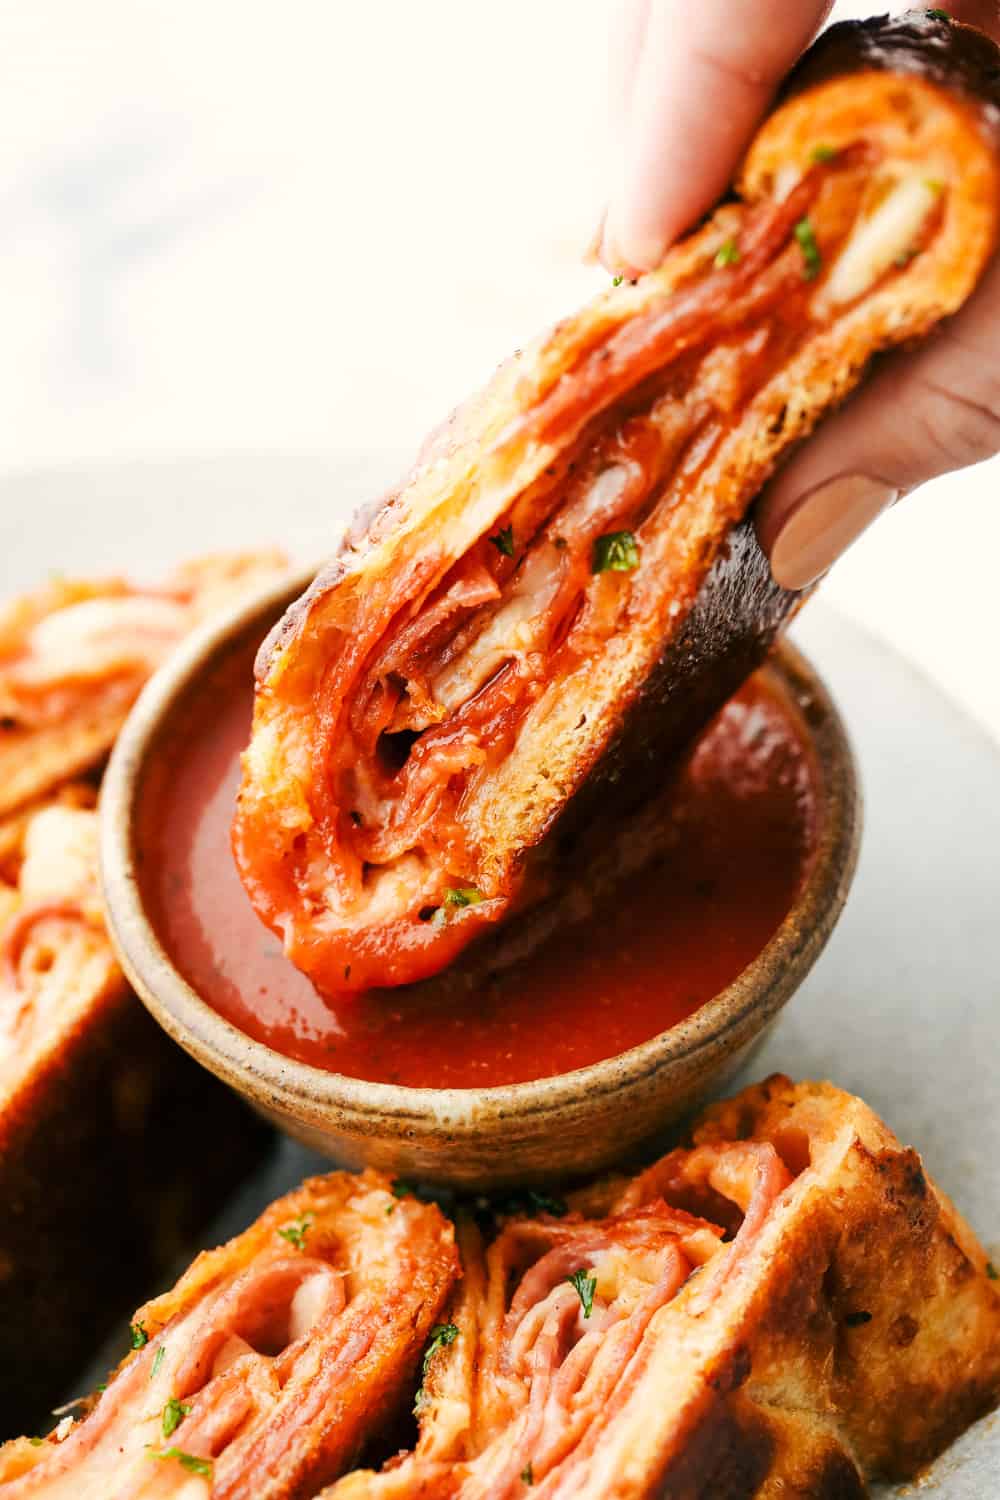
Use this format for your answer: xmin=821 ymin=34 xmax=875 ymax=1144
xmin=595 ymin=0 xmax=1000 ymax=588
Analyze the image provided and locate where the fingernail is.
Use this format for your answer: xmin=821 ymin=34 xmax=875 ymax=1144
xmin=768 ymin=474 xmax=899 ymax=591
xmin=604 ymin=216 xmax=664 ymax=274
xmin=617 ymin=230 xmax=667 ymax=273
xmin=590 ymin=208 xmax=650 ymax=279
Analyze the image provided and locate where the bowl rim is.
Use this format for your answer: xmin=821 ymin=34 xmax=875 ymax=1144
xmin=100 ymin=567 xmax=860 ymax=1137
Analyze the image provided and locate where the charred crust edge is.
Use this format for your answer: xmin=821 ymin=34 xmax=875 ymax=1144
xmin=783 ymin=11 xmax=1000 ymax=136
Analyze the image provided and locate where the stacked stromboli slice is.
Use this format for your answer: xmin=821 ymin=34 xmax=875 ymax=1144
xmin=0 ymin=552 xmax=290 ymax=1434
xmin=3 ymin=1079 xmax=997 ymax=1499
xmin=235 ymin=12 xmax=1000 ymax=996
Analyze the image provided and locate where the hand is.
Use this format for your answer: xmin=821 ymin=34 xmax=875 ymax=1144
xmin=596 ymin=0 xmax=1000 ymax=590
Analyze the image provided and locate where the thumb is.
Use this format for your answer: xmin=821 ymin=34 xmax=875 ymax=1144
xmin=756 ymin=253 xmax=1000 ymax=590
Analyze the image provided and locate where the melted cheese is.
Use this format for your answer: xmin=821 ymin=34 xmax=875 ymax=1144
xmin=19 ymin=807 xmax=100 ymax=915
xmin=288 ymin=1272 xmax=335 ymax=1342
xmin=18 ymin=595 xmax=189 ymax=687
xmin=430 ymin=543 xmax=563 ymax=713
xmin=431 ymin=464 xmax=632 ymax=715
xmin=825 ymin=173 xmax=940 ymax=306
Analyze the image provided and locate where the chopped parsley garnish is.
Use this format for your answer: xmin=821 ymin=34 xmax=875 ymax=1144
xmin=567 ymin=1269 xmax=597 ymax=1319
xmin=446 ymin=886 xmax=483 ymax=908
xmin=793 ymin=217 xmax=822 ymax=280
xmin=153 ymin=1448 xmax=213 ymax=1478
xmin=29 ymin=1437 xmax=46 ymax=1447
xmin=811 ymin=144 xmax=837 ymax=163
xmin=490 ymin=524 xmax=515 ymax=558
xmin=277 ymin=1213 xmax=314 ymax=1251
xmin=496 ymin=1188 xmax=568 ymax=1218
xmin=713 ymin=237 xmax=741 ymax=268
xmin=521 ymin=1188 xmax=568 ymax=1217
xmin=150 ymin=1347 xmax=165 ymax=1380
xmin=432 ymin=886 xmax=485 ymax=926
xmin=926 ymin=8 xmax=950 ymax=18
xmin=130 ymin=1321 xmax=149 ymax=1350
xmin=612 ymin=273 xmax=624 ymax=286
xmin=987 ymin=1261 xmax=999 ymax=1280
xmin=531 ymin=1190 xmax=568 ymax=1216
xmin=521 ymin=1462 xmax=534 ymax=1485
xmin=414 ymin=1323 xmax=459 ymax=1413
xmin=96 ymin=1384 xmax=107 ymax=1394
xmin=894 ymin=246 xmax=920 ymax=268
xmin=924 ymin=177 xmax=944 ymax=194
xmin=592 ymin=530 xmax=640 ymax=574
xmin=388 ymin=1179 xmax=417 ymax=1211
xmin=162 ymin=1397 xmax=192 ymax=1439
xmin=421 ymin=1322 xmax=459 ymax=1378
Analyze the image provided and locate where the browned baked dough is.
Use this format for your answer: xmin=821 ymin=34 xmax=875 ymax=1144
xmin=235 ymin=12 xmax=1000 ymax=996
xmin=0 ymin=1171 xmax=459 ymax=1500
xmin=325 ymin=1076 xmax=1000 ymax=1500
xmin=0 ymin=796 xmax=271 ymax=1439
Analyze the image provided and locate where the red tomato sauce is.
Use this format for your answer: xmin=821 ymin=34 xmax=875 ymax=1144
xmin=140 ymin=644 xmax=819 ymax=1090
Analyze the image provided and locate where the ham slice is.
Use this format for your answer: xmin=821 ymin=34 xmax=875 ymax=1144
xmin=234 ymin=13 xmax=1000 ymax=994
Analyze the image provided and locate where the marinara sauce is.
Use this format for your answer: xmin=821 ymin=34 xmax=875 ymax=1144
xmin=140 ymin=644 xmax=818 ymax=1089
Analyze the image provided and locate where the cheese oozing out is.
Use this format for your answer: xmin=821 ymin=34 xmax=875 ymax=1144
xmin=824 ymin=172 xmax=941 ymax=306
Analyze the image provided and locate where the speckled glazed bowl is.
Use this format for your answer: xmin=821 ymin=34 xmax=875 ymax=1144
xmin=100 ymin=570 xmax=860 ymax=1191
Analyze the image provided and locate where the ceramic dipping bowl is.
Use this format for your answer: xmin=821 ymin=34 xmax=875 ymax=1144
xmin=100 ymin=570 xmax=860 ymax=1191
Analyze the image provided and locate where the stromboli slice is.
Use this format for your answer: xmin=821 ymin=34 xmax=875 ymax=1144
xmin=0 ymin=796 xmax=270 ymax=1438
xmin=325 ymin=1077 xmax=1000 ymax=1500
xmin=0 ymin=550 xmax=289 ymax=819
xmin=0 ymin=549 xmax=288 ymax=1427
xmin=235 ymin=13 xmax=1000 ymax=994
xmin=0 ymin=1171 xmax=459 ymax=1500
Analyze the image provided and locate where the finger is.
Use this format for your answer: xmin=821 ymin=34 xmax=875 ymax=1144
xmin=757 ymin=248 xmax=1000 ymax=590
xmin=604 ymin=0 xmax=832 ymax=272
xmin=591 ymin=0 xmax=651 ymax=272
xmin=609 ymin=0 xmax=651 ymax=148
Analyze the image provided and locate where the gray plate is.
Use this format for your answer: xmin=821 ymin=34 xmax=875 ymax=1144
xmin=6 ymin=457 xmax=997 ymax=1495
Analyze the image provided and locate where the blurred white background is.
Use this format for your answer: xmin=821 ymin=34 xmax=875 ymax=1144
xmin=0 ymin=1 xmax=997 ymax=736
